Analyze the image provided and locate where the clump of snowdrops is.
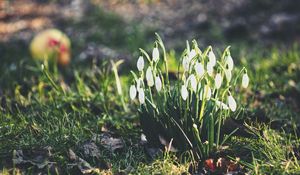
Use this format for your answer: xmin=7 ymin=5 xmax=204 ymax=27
xmin=129 ymin=34 xmax=250 ymax=161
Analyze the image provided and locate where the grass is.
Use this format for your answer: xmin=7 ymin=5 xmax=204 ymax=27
xmin=1 ymin=5 xmax=300 ymax=175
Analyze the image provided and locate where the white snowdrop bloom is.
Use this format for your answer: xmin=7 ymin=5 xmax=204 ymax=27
xmin=138 ymin=89 xmax=145 ymax=104
xmin=146 ymin=67 xmax=154 ymax=87
xmin=155 ymin=76 xmax=162 ymax=92
xmin=129 ymin=85 xmax=137 ymax=100
xmin=195 ymin=62 xmax=205 ymax=77
xmin=214 ymin=73 xmax=222 ymax=89
xmin=242 ymin=73 xmax=249 ymax=88
xmin=208 ymin=51 xmax=216 ymax=67
xmin=152 ymin=47 xmax=159 ymax=62
xmin=227 ymin=95 xmax=237 ymax=112
xmin=207 ymin=62 xmax=214 ymax=76
xmin=215 ymin=100 xmax=229 ymax=110
xmin=182 ymin=56 xmax=190 ymax=72
xmin=181 ymin=85 xmax=188 ymax=101
xmin=137 ymin=56 xmax=144 ymax=71
xmin=200 ymin=85 xmax=211 ymax=100
xmin=188 ymin=74 xmax=197 ymax=92
xmin=188 ymin=49 xmax=197 ymax=62
xmin=225 ymin=69 xmax=232 ymax=82
xmin=225 ymin=55 xmax=234 ymax=71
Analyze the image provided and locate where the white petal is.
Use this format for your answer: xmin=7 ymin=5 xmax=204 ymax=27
xmin=188 ymin=49 xmax=197 ymax=62
xmin=225 ymin=69 xmax=232 ymax=82
xmin=195 ymin=62 xmax=205 ymax=77
xmin=182 ymin=56 xmax=190 ymax=72
xmin=146 ymin=67 xmax=154 ymax=87
xmin=215 ymin=100 xmax=229 ymax=110
xmin=214 ymin=73 xmax=222 ymax=89
xmin=188 ymin=74 xmax=197 ymax=92
xmin=242 ymin=73 xmax=249 ymax=88
xmin=208 ymin=51 xmax=216 ymax=67
xmin=152 ymin=47 xmax=159 ymax=62
xmin=137 ymin=56 xmax=144 ymax=71
xmin=155 ymin=76 xmax=162 ymax=92
xmin=181 ymin=85 xmax=188 ymax=101
xmin=138 ymin=89 xmax=145 ymax=104
xmin=225 ymin=55 xmax=234 ymax=71
xmin=207 ymin=62 xmax=214 ymax=76
xmin=129 ymin=85 xmax=137 ymax=100
xmin=227 ymin=95 xmax=237 ymax=112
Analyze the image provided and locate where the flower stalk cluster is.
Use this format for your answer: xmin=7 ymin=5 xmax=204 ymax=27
xmin=129 ymin=34 xmax=250 ymax=160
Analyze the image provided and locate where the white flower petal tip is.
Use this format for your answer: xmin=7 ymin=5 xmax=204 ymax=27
xmin=225 ymin=55 xmax=234 ymax=71
xmin=195 ymin=62 xmax=205 ymax=77
xmin=129 ymin=85 xmax=137 ymax=100
xmin=215 ymin=100 xmax=229 ymax=110
xmin=181 ymin=85 xmax=188 ymax=101
xmin=208 ymin=51 xmax=216 ymax=66
xmin=227 ymin=95 xmax=237 ymax=112
xmin=242 ymin=73 xmax=249 ymax=88
xmin=152 ymin=47 xmax=159 ymax=62
xmin=146 ymin=67 xmax=154 ymax=87
xmin=188 ymin=74 xmax=197 ymax=92
xmin=214 ymin=73 xmax=222 ymax=89
xmin=155 ymin=76 xmax=162 ymax=92
xmin=137 ymin=56 xmax=144 ymax=71
xmin=138 ymin=89 xmax=145 ymax=104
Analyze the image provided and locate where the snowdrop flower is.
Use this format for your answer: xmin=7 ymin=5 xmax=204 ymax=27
xmin=137 ymin=56 xmax=144 ymax=71
xmin=181 ymin=85 xmax=188 ymax=101
xmin=155 ymin=76 xmax=162 ymax=92
xmin=188 ymin=49 xmax=197 ymax=62
xmin=207 ymin=62 xmax=214 ymax=76
xmin=227 ymin=94 xmax=237 ymax=112
xmin=200 ymin=85 xmax=211 ymax=100
xmin=225 ymin=69 xmax=232 ymax=82
xmin=146 ymin=67 xmax=154 ymax=87
xmin=138 ymin=89 xmax=145 ymax=104
xmin=214 ymin=73 xmax=222 ymax=89
xmin=129 ymin=85 xmax=137 ymax=100
xmin=225 ymin=55 xmax=234 ymax=71
xmin=182 ymin=56 xmax=190 ymax=72
xmin=215 ymin=100 xmax=229 ymax=110
xmin=208 ymin=51 xmax=216 ymax=67
xmin=242 ymin=72 xmax=249 ymax=88
xmin=195 ymin=62 xmax=205 ymax=77
xmin=188 ymin=74 xmax=197 ymax=92
xmin=152 ymin=47 xmax=159 ymax=62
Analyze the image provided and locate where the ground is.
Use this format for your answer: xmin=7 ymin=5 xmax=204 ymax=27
xmin=1 ymin=0 xmax=300 ymax=174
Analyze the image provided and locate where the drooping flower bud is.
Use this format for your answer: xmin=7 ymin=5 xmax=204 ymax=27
xmin=181 ymin=85 xmax=188 ymax=101
xmin=188 ymin=74 xmax=197 ymax=92
xmin=242 ymin=73 xmax=249 ymax=88
xmin=138 ymin=89 xmax=145 ymax=104
xmin=225 ymin=69 xmax=232 ymax=82
xmin=137 ymin=56 xmax=144 ymax=71
xmin=214 ymin=73 xmax=222 ymax=89
xmin=215 ymin=100 xmax=229 ymax=110
xmin=208 ymin=51 xmax=216 ymax=67
xmin=227 ymin=94 xmax=237 ymax=112
xmin=152 ymin=47 xmax=159 ymax=62
xmin=225 ymin=55 xmax=234 ymax=71
xmin=129 ymin=85 xmax=137 ymax=100
xmin=195 ymin=62 xmax=205 ymax=77
xmin=207 ymin=62 xmax=214 ymax=76
xmin=155 ymin=76 xmax=162 ymax=92
xmin=146 ymin=67 xmax=154 ymax=87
